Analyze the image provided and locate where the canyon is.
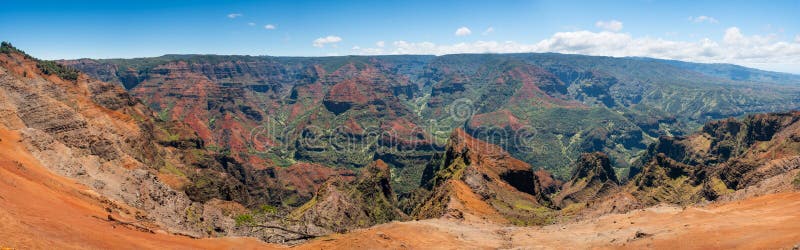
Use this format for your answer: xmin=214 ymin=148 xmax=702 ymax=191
xmin=2 ymin=42 xmax=800 ymax=248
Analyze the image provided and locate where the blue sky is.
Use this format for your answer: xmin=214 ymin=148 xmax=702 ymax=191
xmin=2 ymin=0 xmax=799 ymax=73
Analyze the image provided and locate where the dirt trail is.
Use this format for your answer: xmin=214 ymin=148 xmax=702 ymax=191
xmin=2 ymin=126 xmax=800 ymax=249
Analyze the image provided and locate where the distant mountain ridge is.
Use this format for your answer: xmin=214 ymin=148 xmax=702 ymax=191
xmin=630 ymin=56 xmax=800 ymax=85
xmin=65 ymin=53 xmax=800 ymax=90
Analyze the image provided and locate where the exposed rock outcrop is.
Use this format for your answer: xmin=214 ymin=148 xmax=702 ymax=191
xmin=0 ymin=44 xmax=212 ymax=236
xmin=626 ymin=111 xmax=800 ymax=206
xmin=628 ymin=153 xmax=712 ymax=205
xmin=555 ymin=152 xmax=620 ymax=208
xmin=560 ymin=112 xmax=800 ymax=217
xmin=0 ymin=43 xmax=317 ymax=240
xmin=291 ymin=160 xmax=406 ymax=233
xmin=413 ymin=128 xmax=554 ymax=225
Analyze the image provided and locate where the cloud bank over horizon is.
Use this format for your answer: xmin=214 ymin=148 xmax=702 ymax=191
xmin=348 ymin=22 xmax=800 ymax=74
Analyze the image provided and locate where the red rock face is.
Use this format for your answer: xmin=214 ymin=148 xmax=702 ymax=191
xmin=0 ymin=47 xmax=235 ymax=236
xmin=379 ymin=117 xmax=434 ymax=150
xmin=619 ymin=111 xmax=800 ymax=208
xmin=414 ymin=128 xmax=555 ymax=223
xmin=276 ymin=162 xmax=356 ymax=198
xmin=292 ymin=159 xmax=404 ymax=233
xmin=554 ymin=152 xmax=620 ymax=207
xmin=329 ymin=79 xmax=368 ymax=102
xmin=322 ymin=63 xmax=407 ymax=115
xmin=125 ymin=60 xmax=282 ymax=166
xmin=504 ymin=64 xmax=580 ymax=108
xmin=324 ymin=79 xmax=369 ymax=114
xmin=534 ymin=169 xmax=563 ymax=195
xmin=446 ymin=128 xmax=535 ymax=178
xmin=468 ymin=110 xmax=526 ymax=131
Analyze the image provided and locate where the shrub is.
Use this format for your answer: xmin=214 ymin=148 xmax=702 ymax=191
xmin=2 ymin=41 xmax=79 ymax=81
xmin=37 ymin=60 xmax=80 ymax=81
xmin=234 ymin=214 xmax=254 ymax=226
xmin=0 ymin=41 xmax=33 ymax=59
xmin=257 ymin=204 xmax=278 ymax=215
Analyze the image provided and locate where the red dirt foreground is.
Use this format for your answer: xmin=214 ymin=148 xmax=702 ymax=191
xmin=0 ymin=128 xmax=275 ymax=249
xmin=1 ymin=127 xmax=800 ymax=249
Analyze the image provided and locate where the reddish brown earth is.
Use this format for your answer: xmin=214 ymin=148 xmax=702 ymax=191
xmin=412 ymin=128 xmax=553 ymax=225
xmin=468 ymin=110 xmax=526 ymax=130
xmin=303 ymin=191 xmax=800 ymax=250
xmin=275 ymin=163 xmax=356 ymax=198
xmin=504 ymin=63 xmax=579 ymax=109
xmin=2 ymin=118 xmax=800 ymax=249
xmin=0 ymin=128 xmax=275 ymax=249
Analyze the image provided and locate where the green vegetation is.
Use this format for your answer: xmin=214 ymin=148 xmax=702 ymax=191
xmin=159 ymin=162 xmax=186 ymax=177
xmin=234 ymin=214 xmax=255 ymax=226
xmin=709 ymin=178 xmax=734 ymax=195
xmin=493 ymin=199 xmax=556 ymax=226
xmin=559 ymin=202 xmax=587 ymax=216
xmin=185 ymin=206 xmax=202 ymax=224
xmin=36 ymin=60 xmax=79 ymax=81
xmin=289 ymin=196 xmax=317 ymax=220
xmin=157 ymin=102 xmax=174 ymax=121
xmin=258 ymin=204 xmax=278 ymax=215
xmin=233 ymin=204 xmax=280 ymax=227
xmin=264 ymin=152 xmax=293 ymax=167
xmin=1 ymin=41 xmax=33 ymax=59
xmin=2 ymin=41 xmax=79 ymax=81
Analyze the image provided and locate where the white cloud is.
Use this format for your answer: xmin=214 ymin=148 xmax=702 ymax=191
xmin=247 ymin=22 xmax=255 ymax=26
xmin=688 ymin=15 xmax=719 ymax=24
xmin=376 ymin=41 xmax=385 ymax=47
xmin=482 ymin=27 xmax=495 ymax=36
xmin=455 ymin=27 xmax=472 ymax=36
xmin=723 ymin=27 xmax=744 ymax=44
xmin=595 ymin=20 xmax=623 ymax=32
xmin=349 ymin=26 xmax=800 ymax=73
xmin=353 ymin=46 xmax=384 ymax=55
xmin=313 ymin=35 xmax=343 ymax=48
xmin=227 ymin=13 xmax=242 ymax=19
xmin=264 ymin=24 xmax=276 ymax=30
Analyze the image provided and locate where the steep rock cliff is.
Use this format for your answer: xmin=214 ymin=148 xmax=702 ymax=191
xmin=413 ymin=128 xmax=554 ymax=225
xmin=554 ymin=152 xmax=620 ymax=208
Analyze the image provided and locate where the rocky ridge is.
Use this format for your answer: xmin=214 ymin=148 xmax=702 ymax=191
xmin=291 ymin=160 xmax=406 ymax=234
xmin=554 ymin=152 xmax=621 ymax=208
xmin=626 ymin=111 xmax=800 ymax=205
xmin=411 ymin=128 xmax=554 ymax=225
